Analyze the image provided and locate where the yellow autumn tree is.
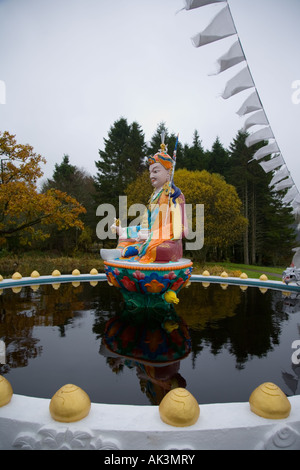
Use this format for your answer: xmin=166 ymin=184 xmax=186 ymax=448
xmin=174 ymin=169 xmax=248 ymax=249
xmin=0 ymin=131 xmax=86 ymax=247
xmin=126 ymin=168 xmax=247 ymax=252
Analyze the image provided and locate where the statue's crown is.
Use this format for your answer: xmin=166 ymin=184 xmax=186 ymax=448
xmin=148 ymin=132 xmax=173 ymax=170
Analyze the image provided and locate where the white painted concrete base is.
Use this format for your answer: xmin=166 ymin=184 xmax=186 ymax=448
xmin=1 ymin=274 xmax=300 ymax=450
xmin=0 ymin=394 xmax=300 ymax=450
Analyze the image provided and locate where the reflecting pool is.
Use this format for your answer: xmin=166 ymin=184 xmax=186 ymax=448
xmin=0 ymin=280 xmax=299 ymax=405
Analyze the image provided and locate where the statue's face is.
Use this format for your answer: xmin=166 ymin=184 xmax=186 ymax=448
xmin=149 ymin=162 xmax=170 ymax=189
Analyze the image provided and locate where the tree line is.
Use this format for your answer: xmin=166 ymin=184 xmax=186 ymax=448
xmin=0 ymin=119 xmax=297 ymax=266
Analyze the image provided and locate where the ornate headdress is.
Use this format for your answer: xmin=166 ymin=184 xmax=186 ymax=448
xmin=148 ymin=132 xmax=174 ymax=170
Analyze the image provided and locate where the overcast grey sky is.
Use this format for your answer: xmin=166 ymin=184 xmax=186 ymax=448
xmin=0 ymin=0 xmax=299 ymax=191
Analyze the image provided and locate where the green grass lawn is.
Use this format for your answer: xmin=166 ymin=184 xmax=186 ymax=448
xmin=0 ymin=252 xmax=286 ymax=281
xmin=215 ymin=262 xmax=284 ymax=274
xmin=0 ymin=252 xmax=105 ymax=278
xmin=192 ymin=261 xmax=284 ymax=280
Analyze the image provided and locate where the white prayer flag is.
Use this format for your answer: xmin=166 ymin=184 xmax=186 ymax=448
xmin=243 ymin=110 xmax=269 ymax=131
xmin=209 ymin=40 xmax=245 ymax=75
xmin=274 ymin=177 xmax=294 ymax=191
xmin=184 ymin=0 xmax=299 ymax=208
xmin=184 ymin=0 xmax=226 ymax=10
xmin=237 ymin=91 xmax=262 ymax=116
xmin=292 ymin=196 xmax=300 ymax=216
xmin=282 ymin=186 xmax=298 ymax=204
xmin=269 ymin=165 xmax=290 ymax=186
xmin=259 ymin=155 xmax=284 ymax=172
xmin=191 ymin=6 xmax=236 ymax=48
xmin=252 ymin=142 xmax=281 ymax=161
xmin=292 ymin=194 xmax=300 ymax=210
xmin=245 ymin=126 xmax=274 ymax=147
xmin=222 ymin=67 xmax=255 ymax=99
xmin=292 ymin=248 xmax=300 ymax=270
xmin=293 ymin=206 xmax=300 ymax=217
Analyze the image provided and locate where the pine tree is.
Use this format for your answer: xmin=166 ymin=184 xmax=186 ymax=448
xmin=43 ymin=154 xmax=96 ymax=216
xmin=124 ymin=121 xmax=147 ymax=174
xmin=262 ymin=193 xmax=296 ymax=265
xmin=178 ymin=130 xmax=206 ymax=171
xmin=227 ymin=131 xmax=257 ymax=264
xmin=94 ymin=117 xmax=146 ymax=210
xmin=227 ymin=131 xmax=296 ymax=265
xmin=206 ymin=136 xmax=230 ymax=177
xmin=51 ymin=155 xmax=76 ymax=186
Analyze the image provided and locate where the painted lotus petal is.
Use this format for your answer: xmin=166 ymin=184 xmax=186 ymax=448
xmin=163 ymin=271 xmax=177 ymax=280
xmin=171 ymin=278 xmax=185 ymax=291
xmin=181 ymin=275 xmax=192 ymax=288
xmin=133 ymin=270 xmax=145 ymax=280
xmin=144 ymin=279 xmax=165 ymax=293
xmin=138 ymin=272 xmax=169 ymax=293
xmin=120 ymin=276 xmax=137 ymax=292
xmin=107 ymin=272 xmax=121 ymax=288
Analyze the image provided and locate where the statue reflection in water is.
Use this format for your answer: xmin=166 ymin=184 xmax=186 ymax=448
xmin=100 ymin=300 xmax=191 ymax=405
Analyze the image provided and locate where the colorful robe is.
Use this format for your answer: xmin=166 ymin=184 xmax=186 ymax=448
xmin=117 ymin=186 xmax=188 ymax=264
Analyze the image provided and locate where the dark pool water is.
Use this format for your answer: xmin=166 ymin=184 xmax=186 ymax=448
xmin=0 ymin=280 xmax=300 ymax=406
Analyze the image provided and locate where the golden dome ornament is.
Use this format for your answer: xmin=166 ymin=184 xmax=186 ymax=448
xmin=90 ymin=268 xmax=99 ymax=286
xmin=30 ymin=270 xmax=40 ymax=291
xmin=30 ymin=270 xmax=40 ymax=278
xmin=259 ymin=287 xmax=268 ymax=294
xmin=12 ymin=272 xmax=22 ymax=280
xmin=51 ymin=270 xmax=61 ymax=289
xmin=159 ymin=388 xmax=200 ymax=427
xmin=220 ymin=272 xmax=228 ymax=289
xmin=12 ymin=286 xmax=22 ymax=293
xmin=71 ymin=269 xmax=81 ymax=287
xmin=202 ymin=282 xmax=210 ymax=288
xmin=90 ymin=268 xmax=98 ymax=275
xmin=249 ymin=382 xmax=291 ymax=419
xmin=52 ymin=270 xmax=61 ymax=277
xmin=0 ymin=375 xmax=13 ymax=407
xmin=52 ymin=283 xmax=61 ymax=290
xmin=30 ymin=284 xmax=40 ymax=292
xmin=49 ymin=384 xmax=91 ymax=423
